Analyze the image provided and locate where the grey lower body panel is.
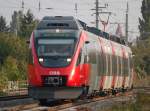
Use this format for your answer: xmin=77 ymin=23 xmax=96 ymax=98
xmin=28 ymin=86 xmax=83 ymax=99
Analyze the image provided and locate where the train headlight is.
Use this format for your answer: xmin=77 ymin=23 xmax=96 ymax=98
xmin=67 ymin=58 xmax=71 ymax=62
xmin=39 ymin=58 xmax=43 ymax=62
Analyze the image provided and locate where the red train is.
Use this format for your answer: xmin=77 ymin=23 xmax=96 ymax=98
xmin=27 ymin=16 xmax=134 ymax=103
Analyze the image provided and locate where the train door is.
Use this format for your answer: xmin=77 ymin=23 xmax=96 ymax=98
xmin=129 ymin=53 xmax=133 ymax=88
xmin=115 ymin=49 xmax=120 ymax=89
xmin=88 ymin=41 xmax=99 ymax=93
xmin=104 ymin=46 xmax=111 ymax=89
xmin=108 ymin=46 xmax=113 ymax=89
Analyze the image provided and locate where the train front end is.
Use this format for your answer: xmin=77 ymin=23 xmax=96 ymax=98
xmin=27 ymin=16 xmax=87 ymax=100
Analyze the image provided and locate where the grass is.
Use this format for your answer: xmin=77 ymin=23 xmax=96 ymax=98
xmin=0 ymin=91 xmax=7 ymax=97
xmin=103 ymin=75 xmax=150 ymax=111
xmin=103 ymin=91 xmax=150 ymax=111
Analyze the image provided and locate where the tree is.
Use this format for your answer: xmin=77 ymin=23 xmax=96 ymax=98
xmin=0 ymin=16 xmax=8 ymax=32
xmin=19 ymin=10 xmax=37 ymax=38
xmin=10 ymin=11 xmax=18 ymax=33
xmin=139 ymin=0 xmax=150 ymax=40
xmin=132 ymin=0 xmax=150 ymax=77
xmin=0 ymin=32 xmax=27 ymax=81
xmin=10 ymin=11 xmax=24 ymax=36
xmin=1 ymin=56 xmax=20 ymax=81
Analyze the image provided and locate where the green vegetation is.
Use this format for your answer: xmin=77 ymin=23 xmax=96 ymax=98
xmin=132 ymin=37 xmax=150 ymax=78
xmin=132 ymin=0 xmax=150 ymax=78
xmin=0 ymin=0 xmax=150 ymax=92
xmin=0 ymin=33 xmax=27 ymax=90
xmin=104 ymin=92 xmax=150 ymax=111
xmin=0 ymin=10 xmax=37 ymax=90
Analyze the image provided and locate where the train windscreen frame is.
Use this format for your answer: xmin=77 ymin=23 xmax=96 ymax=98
xmin=35 ymin=37 xmax=76 ymax=67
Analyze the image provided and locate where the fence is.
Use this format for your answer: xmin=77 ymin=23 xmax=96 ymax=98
xmin=0 ymin=81 xmax=28 ymax=96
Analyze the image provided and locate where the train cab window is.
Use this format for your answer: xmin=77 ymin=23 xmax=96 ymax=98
xmin=36 ymin=38 xmax=76 ymax=67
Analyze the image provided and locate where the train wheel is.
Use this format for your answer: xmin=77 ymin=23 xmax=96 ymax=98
xmin=83 ymin=86 xmax=89 ymax=95
xmin=99 ymin=91 xmax=106 ymax=97
xmin=39 ymin=99 xmax=47 ymax=105
xmin=80 ymin=86 xmax=89 ymax=99
xmin=112 ymin=89 xmax=117 ymax=95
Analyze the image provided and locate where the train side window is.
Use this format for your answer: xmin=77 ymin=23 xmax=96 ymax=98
xmin=114 ymin=56 xmax=117 ymax=75
xmin=107 ymin=54 xmax=110 ymax=76
xmin=107 ymin=54 xmax=111 ymax=76
xmin=28 ymin=49 xmax=33 ymax=64
xmin=112 ymin=55 xmax=115 ymax=75
xmin=99 ymin=52 xmax=104 ymax=75
xmin=124 ymin=58 xmax=128 ymax=76
xmin=123 ymin=58 xmax=126 ymax=76
xmin=127 ymin=58 xmax=129 ymax=75
xmin=76 ymin=49 xmax=82 ymax=66
xmin=120 ymin=56 xmax=122 ymax=76
xmin=118 ymin=56 xmax=121 ymax=76
xmin=117 ymin=56 xmax=120 ymax=76
xmin=106 ymin=54 xmax=109 ymax=76
xmin=118 ymin=56 xmax=120 ymax=75
xmin=129 ymin=54 xmax=133 ymax=75
xmin=110 ymin=54 xmax=112 ymax=76
xmin=122 ymin=58 xmax=124 ymax=76
xmin=127 ymin=57 xmax=130 ymax=75
xmin=103 ymin=53 xmax=106 ymax=75
xmin=122 ymin=58 xmax=124 ymax=75
xmin=112 ymin=55 xmax=116 ymax=75
xmin=83 ymin=44 xmax=89 ymax=63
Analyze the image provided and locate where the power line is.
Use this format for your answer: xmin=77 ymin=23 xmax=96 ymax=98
xmin=92 ymin=0 xmax=111 ymax=29
xmin=75 ymin=3 xmax=78 ymax=18
xmin=125 ymin=2 xmax=129 ymax=42
xmin=39 ymin=0 xmax=41 ymax=12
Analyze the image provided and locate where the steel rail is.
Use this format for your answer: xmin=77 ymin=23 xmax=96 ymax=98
xmin=0 ymin=95 xmax=29 ymax=101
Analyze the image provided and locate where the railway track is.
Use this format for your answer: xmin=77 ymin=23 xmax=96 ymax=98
xmin=0 ymin=91 xmax=134 ymax=111
xmin=0 ymin=95 xmax=29 ymax=101
xmin=0 ymin=87 xmax=149 ymax=111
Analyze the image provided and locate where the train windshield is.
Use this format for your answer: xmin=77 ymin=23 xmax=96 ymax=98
xmin=37 ymin=38 xmax=76 ymax=67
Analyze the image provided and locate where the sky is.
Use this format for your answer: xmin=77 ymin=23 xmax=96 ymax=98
xmin=0 ymin=0 xmax=142 ymax=41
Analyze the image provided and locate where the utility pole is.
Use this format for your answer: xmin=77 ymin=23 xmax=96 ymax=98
xmin=39 ymin=0 xmax=41 ymax=12
xmin=16 ymin=0 xmax=24 ymax=37
xmin=75 ymin=3 xmax=78 ymax=18
xmin=96 ymin=0 xmax=99 ymax=29
xmin=91 ymin=0 xmax=108 ymax=29
xmin=21 ymin=0 xmax=24 ymax=11
xmin=125 ymin=2 xmax=129 ymax=43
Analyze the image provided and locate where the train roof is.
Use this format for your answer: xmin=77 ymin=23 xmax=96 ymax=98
xmin=36 ymin=16 xmax=127 ymax=46
xmin=36 ymin=16 xmax=82 ymax=30
xmin=78 ymin=20 xmax=127 ymax=46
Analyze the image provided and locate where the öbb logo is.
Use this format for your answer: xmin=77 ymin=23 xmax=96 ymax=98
xmin=49 ymin=71 xmax=60 ymax=75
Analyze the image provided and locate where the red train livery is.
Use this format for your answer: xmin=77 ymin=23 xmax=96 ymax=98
xmin=27 ymin=16 xmax=134 ymax=103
